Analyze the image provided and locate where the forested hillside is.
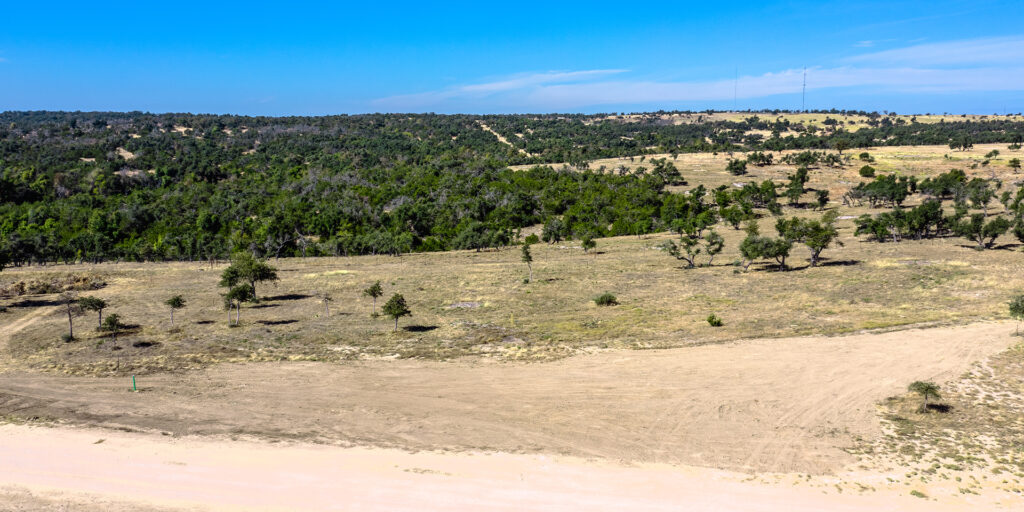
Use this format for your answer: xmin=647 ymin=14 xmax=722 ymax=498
xmin=2 ymin=110 xmax=1023 ymax=264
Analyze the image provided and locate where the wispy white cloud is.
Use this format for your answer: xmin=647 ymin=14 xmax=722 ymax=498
xmin=523 ymin=67 xmax=1024 ymax=109
xmin=374 ymin=70 xmax=626 ymax=110
xmin=853 ymin=41 xmax=875 ymax=48
xmin=373 ymin=37 xmax=1024 ymax=112
xmin=460 ymin=70 xmax=626 ymax=93
xmin=845 ymin=35 xmax=1024 ymax=66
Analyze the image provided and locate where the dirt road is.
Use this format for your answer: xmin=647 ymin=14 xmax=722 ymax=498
xmin=0 ymin=423 xmax=999 ymax=512
xmin=0 ymin=321 xmax=1014 ymax=477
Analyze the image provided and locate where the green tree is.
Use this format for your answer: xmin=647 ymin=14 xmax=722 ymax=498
xmin=740 ymin=226 xmax=792 ymax=271
xmin=521 ymin=244 xmax=533 ymax=282
xmin=223 ymin=284 xmax=255 ymax=325
xmin=382 ymin=293 xmax=412 ymax=331
xmin=815 ymin=189 xmax=830 ymax=210
xmin=776 ymin=211 xmax=843 ymax=267
xmin=703 ymin=230 xmax=724 ymax=266
xmin=908 ymin=381 xmax=941 ymax=411
xmin=101 ymin=313 xmax=126 ymax=342
xmin=956 ymin=214 xmax=1011 ymax=249
xmin=726 ymin=158 xmax=747 ymax=176
xmin=165 ymin=295 xmax=186 ymax=327
xmin=662 ymin=237 xmax=700 ymax=268
xmin=784 ymin=167 xmax=809 ymax=206
xmin=363 ymin=281 xmax=384 ymax=316
xmin=541 ymin=219 xmax=564 ymax=244
xmin=78 ymin=296 xmax=107 ymax=328
xmin=220 ymin=252 xmax=278 ymax=299
xmin=1009 ymin=158 xmax=1021 ymax=172
xmin=581 ymin=234 xmax=596 ymax=254
xmin=1009 ymin=294 xmax=1024 ymax=334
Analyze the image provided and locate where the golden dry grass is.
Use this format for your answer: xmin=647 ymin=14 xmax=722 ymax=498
xmin=2 ymin=199 xmax=1022 ymax=377
xmin=2 ymin=143 xmax=1023 ymax=376
xmin=588 ymin=112 xmax=1024 ymax=133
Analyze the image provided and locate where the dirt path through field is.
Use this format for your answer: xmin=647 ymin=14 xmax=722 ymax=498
xmin=477 ymin=121 xmax=533 ymax=156
xmin=0 ymin=306 xmax=53 ymax=351
xmin=0 ymin=423 xmax=996 ymax=512
xmin=0 ymin=321 xmax=1014 ymax=477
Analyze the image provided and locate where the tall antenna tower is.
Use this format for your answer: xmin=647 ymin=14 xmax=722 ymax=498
xmin=801 ymin=67 xmax=807 ymax=112
xmin=733 ymin=67 xmax=738 ymax=111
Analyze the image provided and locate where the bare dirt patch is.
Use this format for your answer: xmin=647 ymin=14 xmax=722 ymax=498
xmin=1 ymin=422 xmax=993 ymax=512
xmin=0 ymin=322 xmax=1012 ymax=475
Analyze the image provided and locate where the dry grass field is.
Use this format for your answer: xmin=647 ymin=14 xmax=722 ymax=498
xmin=3 ymin=141 xmax=1024 ymax=509
xmin=513 ymin=142 xmax=1023 ymax=189
xmin=592 ymin=112 xmax=1024 ymax=132
xmin=1 ymin=207 xmax=1023 ymax=376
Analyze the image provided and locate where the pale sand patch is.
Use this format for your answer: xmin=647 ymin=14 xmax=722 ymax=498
xmin=0 ymin=423 xmax=996 ymax=512
xmin=477 ymin=121 xmax=534 ymax=157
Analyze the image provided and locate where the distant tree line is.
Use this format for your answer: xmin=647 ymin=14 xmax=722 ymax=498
xmin=2 ymin=111 xmax=1024 ymax=265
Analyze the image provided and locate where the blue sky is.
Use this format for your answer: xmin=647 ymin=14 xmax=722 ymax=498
xmin=2 ymin=1 xmax=1023 ymax=115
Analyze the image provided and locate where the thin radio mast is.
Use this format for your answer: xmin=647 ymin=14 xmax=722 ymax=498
xmin=801 ymin=67 xmax=807 ymax=112
xmin=733 ymin=66 xmax=738 ymax=111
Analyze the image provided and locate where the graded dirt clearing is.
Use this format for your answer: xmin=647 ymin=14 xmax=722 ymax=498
xmin=0 ymin=322 xmax=1014 ymax=476
xmin=0 ymin=422 xmax=1002 ymax=512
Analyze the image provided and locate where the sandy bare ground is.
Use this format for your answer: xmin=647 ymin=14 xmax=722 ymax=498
xmin=477 ymin=121 xmax=533 ymax=157
xmin=0 ymin=322 xmax=1014 ymax=478
xmin=0 ymin=305 xmax=51 ymax=351
xmin=0 ymin=423 xmax=1000 ymax=512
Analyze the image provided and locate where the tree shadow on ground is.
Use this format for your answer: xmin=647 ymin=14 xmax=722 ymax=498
xmin=256 ymin=319 xmax=298 ymax=326
xmin=403 ymin=325 xmax=438 ymax=333
xmin=925 ymin=403 xmax=953 ymax=413
xmin=264 ymin=294 xmax=313 ymax=301
xmin=9 ymin=298 xmax=63 ymax=308
xmin=250 ymin=304 xmax=279 ymax=309
xmin=813 ymin=259 xmax=861 ymax=268
xmin=195 ymin=320 xmax=215 ymax=325
xmin=992 ymin=242 xmax=1022 ymax=251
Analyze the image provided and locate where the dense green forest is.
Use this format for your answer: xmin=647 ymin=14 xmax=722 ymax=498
xmin=2 ymin=110 xmax=1024 ymax=265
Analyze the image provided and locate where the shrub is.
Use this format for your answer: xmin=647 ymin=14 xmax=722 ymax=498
xmin=61 ymin=333 xmax=74 ymax=343
xmin=593 ymin=293 xmax=618 ymax=306
xmin=858 ymin=165 xmax=875 ymax=177
xmin=523 ymin=233 xmax=540 ymax=245
xmin=706 ymin=314 xmax=723 ymax=327
xmin=1009 ymin=294 xmax=1024 ymax=334
xmin=726 ymin=158 xmax=748 ymax=176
